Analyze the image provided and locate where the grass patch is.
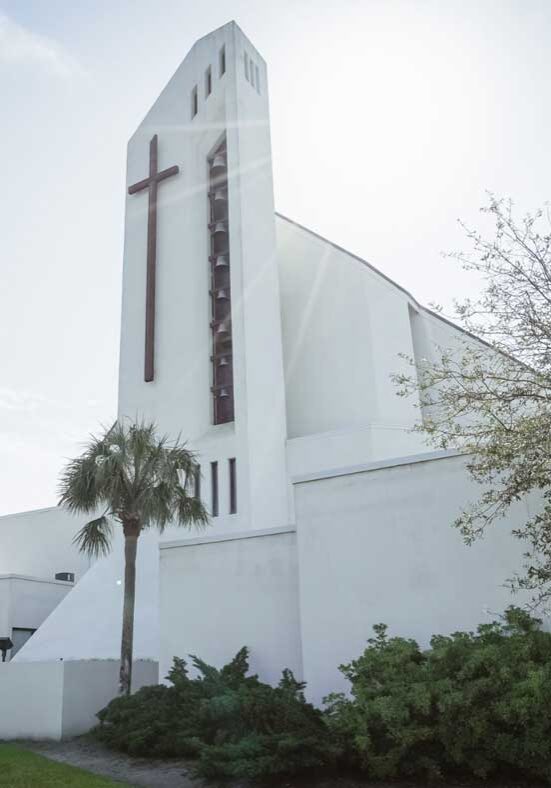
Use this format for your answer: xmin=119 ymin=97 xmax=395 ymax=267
xmin=0 ymin=744 xmax=129 ymax=787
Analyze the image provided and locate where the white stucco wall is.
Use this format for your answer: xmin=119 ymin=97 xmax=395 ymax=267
xmin=0 ymin=659 xmax=158 ymax=741
xmin=0 ymin=506 xmax=90 ymax=580
xmin=0 ymin=507 xmax=90 ymax=656
xmin=0 ymin=575 xmax=74 ymax=658
xmin=276 ymin=215 xmax=424 ymax=448
xmin=14 ymin=530 xmax=159 ymax=663
xmin=0 ymin=661 xmax=64 ymax=739
xmin=159 ymin=528 xmax=302 ymax=685
xmin=61 ymin=659 xmax=158 ymax=737
xmin=294 ymin=452 xmax=542 ymax=704
xmin=287 ymin=425 xmax=427 ymax=480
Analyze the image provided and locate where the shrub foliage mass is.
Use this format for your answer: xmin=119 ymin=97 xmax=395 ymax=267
xmin=96 ymin=609 xmax=551 ymax=782
xmin=95 ymin=647 xmax=332 ymax=779
xmin=326 ymin=607 xmax=551 ymax=782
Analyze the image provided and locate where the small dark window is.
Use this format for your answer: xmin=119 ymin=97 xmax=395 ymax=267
xmin=205 ymin=66 xmax=212 ymax=97
xmin=255 ymin=65 xmax=260 ymax=93
xmin=11 ymin=628 xmax=36 ymax=658
xmin=229 ymin=458 xmax=237 ymax=514
xmin=211 ymin=461 xmax=219 ymax=517
xmin=250 ymin=59 xmax=255 ymax=88
xmin=244 ymin=53 xmax=249 ymax=81
xmin=194 ymin=464 xmax=201 ymax=500
xmin=219 ymin=45 xmax=226 ymax=76
xmin=191 ymin=85 xmax=198 ymax=118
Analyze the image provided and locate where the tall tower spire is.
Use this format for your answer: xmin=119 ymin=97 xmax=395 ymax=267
xmin=119 ymin=22 xmax=290 ymax=533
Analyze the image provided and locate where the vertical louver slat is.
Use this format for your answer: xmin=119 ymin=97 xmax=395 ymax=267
xmin=208 ymin=139 xmax=234 ymax=424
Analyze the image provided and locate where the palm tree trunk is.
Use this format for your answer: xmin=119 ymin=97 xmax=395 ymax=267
xmin=119 ymin=517 xmax=140 ymax=696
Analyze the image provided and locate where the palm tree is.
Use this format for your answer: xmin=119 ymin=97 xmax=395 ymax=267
xmin=59 ymin=420 xmax=208 ymax=696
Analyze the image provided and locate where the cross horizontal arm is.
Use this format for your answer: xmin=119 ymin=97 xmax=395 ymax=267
xmin=157 ymin=165 xmax=180 ymax=183
xmin=128 ymin=176 xmax=151 ymax=195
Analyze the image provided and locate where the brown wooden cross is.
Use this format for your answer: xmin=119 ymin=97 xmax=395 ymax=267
xmin=128 ymin=134 xmax=179 ymax=382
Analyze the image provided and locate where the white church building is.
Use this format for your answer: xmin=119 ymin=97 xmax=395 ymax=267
xmin=0 ymin=22 xmax=540 ymax=739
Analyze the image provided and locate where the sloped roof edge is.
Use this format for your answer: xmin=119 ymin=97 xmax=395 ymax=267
xmin=275 ymin=212 xmax=490 ymax=350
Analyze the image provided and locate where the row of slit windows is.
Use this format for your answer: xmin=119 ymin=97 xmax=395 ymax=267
xmin=193 ymin=458 xmax=237 ymax=516
xmin=191 ymin=47 xmax=260 ymax=117
xmin=191 ymin=45 xmax=226 ymax=119
xmin=244 ymin=52 xmax=260 ymax=93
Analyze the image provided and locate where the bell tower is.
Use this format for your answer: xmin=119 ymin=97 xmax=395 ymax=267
xmin=118 ymin=22 xmax=291 ymax=534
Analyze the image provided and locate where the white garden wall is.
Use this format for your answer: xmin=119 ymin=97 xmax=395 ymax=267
xmin=0 ymin=662 xmax=64 ymax=740
xmin=61 ymin=660 xmax=158 ymax=737
xmin=0 ymin=659 xmax=158 ymax=741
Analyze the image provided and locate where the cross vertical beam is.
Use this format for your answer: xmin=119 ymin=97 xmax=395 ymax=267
xmin=128 ymin=135 xmax=180 ymax=382
xmin=144 ymin=135 xmax=158 ymax=384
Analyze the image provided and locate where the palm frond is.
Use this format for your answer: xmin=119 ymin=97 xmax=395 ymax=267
xmin=61 ymin=419 xmax=209 ymax=534
xmin=73 ymin=515 xmax=114 ymax=558
xmin=174 ymin=490 xmax=209 ymax=531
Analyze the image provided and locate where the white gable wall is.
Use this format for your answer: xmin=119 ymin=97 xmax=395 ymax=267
xmin=276 ymin=216 xmax=424 ymax=442
xmin=276 ymin=216 xmax=430 ymax=476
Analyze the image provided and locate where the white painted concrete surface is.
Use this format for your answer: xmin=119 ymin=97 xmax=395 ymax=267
xmin=61 ymin=660 xmax=158 ymax=737
xmin=0 ymin=575 xmax=74 ymax=658
xmin=14 ymin=530 xmax=160 ymax=662
xmin=276 ymin=215 xmax=425 ymax=447
xmin=0 ymin=506 xmax=90 ymax=580
xmin=0 ymin=662 xmax=64 ymax=740
xmin=294 ymin=452 xmax=542 ymax=703
xmin=159 ymin=528 xmax=302 ymax=685
xmin=0 ymin=660 xmax=158 ymax=741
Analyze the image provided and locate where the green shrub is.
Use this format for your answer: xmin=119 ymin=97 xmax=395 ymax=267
xmin=95 ymin=648 xmax=333 ymax=779
xmin=325 ymin=623 xmax=447 ymax=780
xmin=325 ymin=607 xmax=551 ymax=783
xmin=97 ymin=610 xmax=551 ymax=782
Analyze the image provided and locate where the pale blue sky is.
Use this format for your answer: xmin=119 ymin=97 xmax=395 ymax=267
xmin=1 ymin=0 xmax=550 ymax=514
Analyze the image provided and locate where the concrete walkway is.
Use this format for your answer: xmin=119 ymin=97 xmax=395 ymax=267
xmin=22 ymin=738 xmax=199 ymax=788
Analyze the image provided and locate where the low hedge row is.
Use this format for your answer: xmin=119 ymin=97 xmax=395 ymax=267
xmin=95 ymin=607 xmax=551 ymax=782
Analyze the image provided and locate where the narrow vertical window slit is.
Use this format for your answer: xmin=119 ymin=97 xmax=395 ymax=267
xmin=194 ymin=464 xmax=201 ymax=500
xmin=229 ymin=458 xmax=237 ymax=514
xmin=211 ymin=461 xmax=219 ymax=517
